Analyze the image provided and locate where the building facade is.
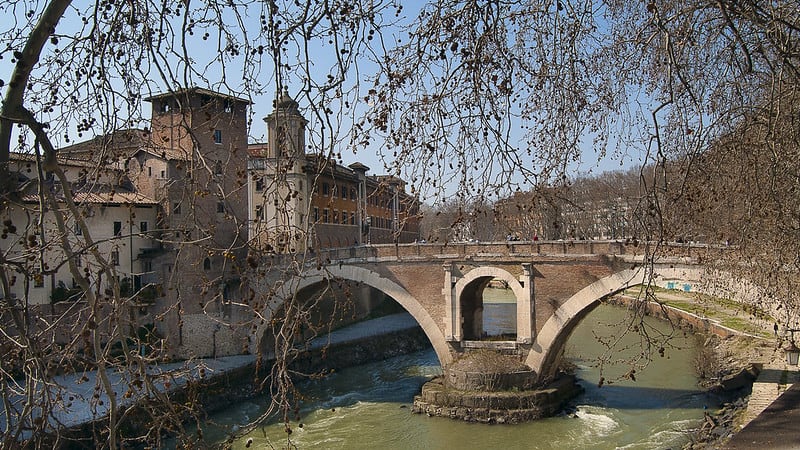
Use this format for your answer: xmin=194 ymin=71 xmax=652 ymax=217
xmin=1 ymin=87 xmax=419 ymax=358
xmin=248 ymin=90 xmax=420 ymax=252
xmin=2 ymin=154 xmax=159 ymax=307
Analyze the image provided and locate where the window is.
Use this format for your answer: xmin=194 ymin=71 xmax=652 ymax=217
xmin=74 ymin=222 xmax=82 ymax=235
xmin=342 ymin=211 xmax=347 ymax=224
xmin=333 ymin=210 xmax=339 ymax=224
xmin=203 ymin=258 xmax=211 ymax=271
xmin=255 ymin=178 xmax=264 ymax=191
xmin=160 ymin=170 xmax=165 ymax=178
xmin=217 ymin=201 xmax=225 ymax=214
xmin=113 ymin=221 xmax=122 ymax=236
xmin=223 ymin=99 xmax=232 ymax=113
xmin=341 ymin=185 xmax=347 ymax=199
xmin=276 ymin=126 xmax=286 ymax=156
xmin=111 ymin=250 xmax=120 ymax=266
xmin=148 ymin=166 xmax=152 ymax=177
xmin=350 ymin=212 xmax=355 ymax=225
xmin=255 ymin=205 xmax=264 ymax=220
xmin=75 ymin=255 xmax=82 ymax=267
xmin=140 ymin=221 xmax=148 ymax=233
xmin=313 ymin=207 xmax=319 ymax=222
xmin=213 ymin=129 xmax=222 ymax=144
xmin=323 ymin=209 xmax=329 ymax=223
xmin=350 ymin=188 xmax=356 ymax=201
xmin=142 ymin=260 xmax=152 ymax=272
xmin=214 ymin=160 xmax=223 ymax=175
xmin=322 ymin=183 xmax=330 ymax=196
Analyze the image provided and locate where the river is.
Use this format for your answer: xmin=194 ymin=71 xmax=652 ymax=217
xmin=201 ymin=300 xmax=714 ymax=449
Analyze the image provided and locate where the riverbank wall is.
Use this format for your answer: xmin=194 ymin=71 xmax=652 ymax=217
xmin=41 ymin=314 xmax=430 ymax=447
xmin=605 ymin=295 xmax=749 ymax=339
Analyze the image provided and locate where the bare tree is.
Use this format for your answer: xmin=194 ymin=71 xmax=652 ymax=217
xmin=1 ymin=0 xmax=799 ymax=447
xmin=0 ymin=0 xmax=403 ymax=448
xmin=367 ymin=0 xmax=798 ymax=387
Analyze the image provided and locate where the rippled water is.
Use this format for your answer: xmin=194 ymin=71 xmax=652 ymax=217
xmin=200 ymin=303 xmax=713 ymax=449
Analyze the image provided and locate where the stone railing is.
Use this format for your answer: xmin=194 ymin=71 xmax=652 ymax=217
xmin=260 ymin=240 xmax=724 ymax=267
xmin=315 ymin=240 xmax=722 ymax=262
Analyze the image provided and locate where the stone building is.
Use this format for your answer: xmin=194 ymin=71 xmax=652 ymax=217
xmin=1 ymin=88 xmax=252 ymax=357
xmin=1 ymin=87 xmax=420 ymax=359
xmin=2 ymin=153 xmax=159 ymax=307
xmin=247 ymin=89 xmax=420 ymax=252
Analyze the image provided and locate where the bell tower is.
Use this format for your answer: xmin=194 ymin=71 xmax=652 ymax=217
xmin=254 ymin=89 xmax=311 ymax=252
xmin=264 ymin=88 xmax=308 ymax=159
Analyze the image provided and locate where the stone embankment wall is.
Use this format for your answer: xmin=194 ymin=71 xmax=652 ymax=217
xmin=178 ymin=325 xmax=432 ymax=415
xmin=289 ymin=326 xmax=431 ymax=375
xmin=605 ymin=295 xmax=744 ymax=338
xmin=60 ymin=323 xmax=431 ymax=447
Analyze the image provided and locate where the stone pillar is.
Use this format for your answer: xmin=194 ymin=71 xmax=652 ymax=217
xmin=517 ymin=263 xmax=534 ymax=344
xmin=443 ymin=263 xmax=460 ymax=341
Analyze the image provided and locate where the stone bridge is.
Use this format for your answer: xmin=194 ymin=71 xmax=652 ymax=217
xmin=252 ymin=240 xmax=714 ymax=383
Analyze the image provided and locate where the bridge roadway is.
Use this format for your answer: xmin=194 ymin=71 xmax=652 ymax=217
xmin=251 ymin=240 xmax=714 ymax=384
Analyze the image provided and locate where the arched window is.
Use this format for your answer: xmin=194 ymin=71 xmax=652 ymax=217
xmin=203 ymin=258 xmax=211 ymax=271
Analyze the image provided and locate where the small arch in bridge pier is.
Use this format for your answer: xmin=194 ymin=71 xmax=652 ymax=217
xmin=450 ymin=266 xmax=534 ymax=345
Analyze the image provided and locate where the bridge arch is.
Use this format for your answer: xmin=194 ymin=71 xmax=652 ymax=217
xmin=451 ymin=265 xmax=533 ymax=343
xmin=252 ymin=264 xmax=454 ymax=366
xmin=525 ymin=267 xmax=704 ymax=380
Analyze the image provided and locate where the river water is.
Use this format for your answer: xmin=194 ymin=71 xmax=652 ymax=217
xmin=203 ymin=301 xmax=714 ymax=449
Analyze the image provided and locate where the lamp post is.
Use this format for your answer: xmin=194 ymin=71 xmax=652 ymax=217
xmin=784 ymin=328 xmax=800 ymax=365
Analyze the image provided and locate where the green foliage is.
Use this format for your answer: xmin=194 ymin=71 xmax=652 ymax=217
xmin=136 ymin=284 xmax=159 ymax=303
xmin=50 ymin=280 xmax=83 ymax=303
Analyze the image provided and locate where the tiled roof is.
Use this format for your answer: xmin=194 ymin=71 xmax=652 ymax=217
xmin=72 ymin=190 xmax=158 ymax=205
xmin=144 ymin=87 xmax=251 ymax=105
xmin=57 ymin=128 xmax=152 ymax=159
xmin=21 ymin=185 xmax=158 ymax=206
xmin=248 ymin=142 xmax=269 ymax=157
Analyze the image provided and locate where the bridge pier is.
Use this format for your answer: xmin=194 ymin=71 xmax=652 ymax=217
xmin=412 ymin=349 xmax=583 ymax=423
